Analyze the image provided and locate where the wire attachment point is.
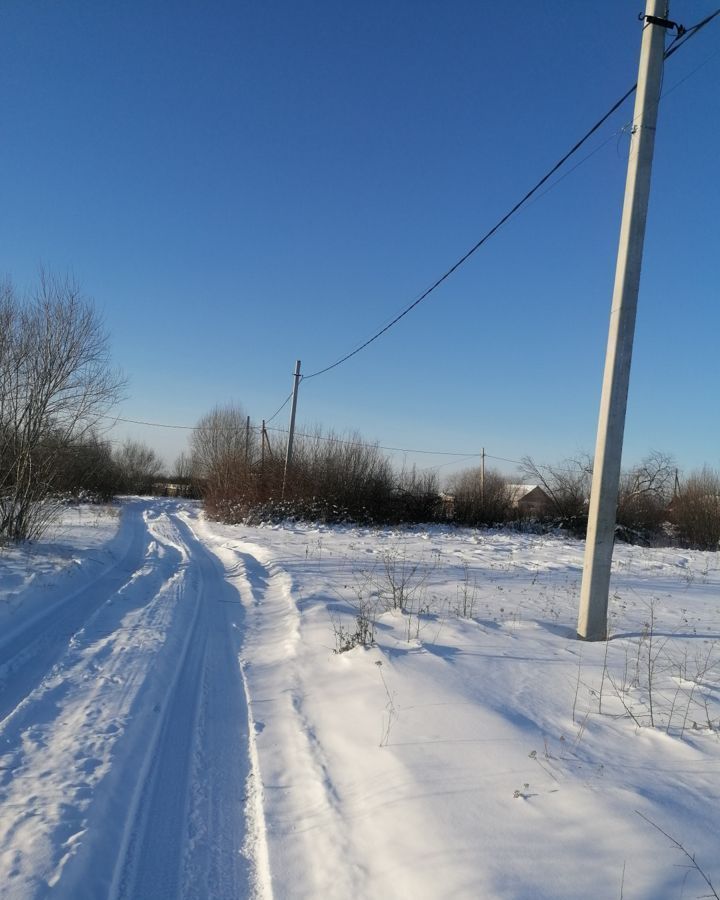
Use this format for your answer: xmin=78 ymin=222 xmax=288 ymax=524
xmin=641 ymin=14 xmax=685 ymax=36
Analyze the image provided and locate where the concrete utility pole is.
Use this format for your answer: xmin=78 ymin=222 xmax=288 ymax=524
xmin=481 ymin=448 xmax=486 ymax=505
xmin=281 ymin=360 xmax=302 ymax=500
xmin=261 ymin=419 xmax=266 ymax=486
xmin=578 ymin=0 xmax=668 ymax=641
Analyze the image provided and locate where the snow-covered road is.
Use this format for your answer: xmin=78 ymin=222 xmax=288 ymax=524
xmin=0 ymin=501 xmax=259 ymax=900
xmin=2 ymin=499 xmax=720 ymax=899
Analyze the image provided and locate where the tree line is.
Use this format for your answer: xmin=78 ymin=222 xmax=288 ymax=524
xmin=187 ymin=404 xmax=720 ymax=550
xmin=1 ymin=273 xmax=718 ymax=552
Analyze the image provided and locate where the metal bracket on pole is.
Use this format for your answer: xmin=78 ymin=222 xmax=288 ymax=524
xmin=641 ymin=13 xmax=684 ymax=34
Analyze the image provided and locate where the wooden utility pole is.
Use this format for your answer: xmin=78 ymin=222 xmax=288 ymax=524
xmin=281 ymin=360 xmax=302 ymax=500
xmin=245 ymin=415 xmax=251 ymax=465
xmin=578 ymin=0 xmax=669 ymax=641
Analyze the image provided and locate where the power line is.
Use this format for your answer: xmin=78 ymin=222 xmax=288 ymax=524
xmin=99 ymin=411 xmax=632 ymax=476
xmin=103 ymin=12 xmax=720 ymax=473
xmin=420 ymin=454 xmax=482 ymax=473
xmin=264 ymin=425 xmax=482 ymax=457
xmin=102 ymin=411 xmax=492 ymax=457
xmin=101 ymin=414 xmax=198 ymax=430
xmin=265 ymin=390 xmax=295 ymax=424
xmin=663 ymin=7 xmax=720 ymax=61
xmin=260 ymin=11 xmax=718 ymax=424
xmin=302 ymin=85 xmax=636 ymax=379
xmin=100 ymin=412 xmax=479 ymax=455
xmin=264 ymin=426 xmax=597 ymax=475
xmin=298 ymin=9 xmax=718 ymax=382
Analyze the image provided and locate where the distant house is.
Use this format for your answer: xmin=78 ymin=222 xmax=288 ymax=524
xmin=438 ymin=492 xmax=456 ymax=519
xmin=507 ymin=484 xmax=553 ymax=518
xmin=152 ymin=481 xmax=196 ymax=498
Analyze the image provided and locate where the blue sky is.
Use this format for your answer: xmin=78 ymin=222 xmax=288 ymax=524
xmin=1 ymin=1 xmax=718 ymax=475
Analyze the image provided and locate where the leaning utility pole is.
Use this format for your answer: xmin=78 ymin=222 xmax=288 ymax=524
xmin=578 ymin=0 xmax=668 ymax=641
xmin=281 ymin=360 xmax=302 ymax=500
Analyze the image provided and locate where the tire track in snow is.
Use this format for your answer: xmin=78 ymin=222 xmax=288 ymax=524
xmin=0 ymin=501 xmax=152 ymax=724
xmin=204 ymin=532 xmax=361 ymax=898
xmin=0 ymin=502 xmax=260 ymax=899
xmin=0 ymin=506 xmax=190 ymax=899
xmin=111 ymin=511 xmax=255 ymax=900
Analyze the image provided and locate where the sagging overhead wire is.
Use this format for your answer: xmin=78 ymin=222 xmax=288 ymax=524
xmin=101 ymin=413 xmax=594 ymax=475
xmin=265 ymin=391 xmax=295 ymax=424
xmin=100 ymin=413 xmax=483 ymax=457
xmin=299 ymin=8 xmax=719 ymax=383
xmin=301 ymin=82 xmax=635 ymax=380
xmin=263 ymin=424 xmax=479 ymax=456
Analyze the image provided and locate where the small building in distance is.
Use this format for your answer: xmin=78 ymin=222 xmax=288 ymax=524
xmin=507 ymin=484 xmax=553 ymax=518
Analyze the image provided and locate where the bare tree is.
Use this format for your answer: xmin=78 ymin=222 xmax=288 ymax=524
xmin=0 ymin=273 xmax=125 ymax=541
xmin=519 ymin=453 xmax=593 ymax=523
xmin=617 ymin=450 xmax=676 ymax=533
xmin=173 ymin=451 xmax=193 ymax=482
xmin=114 ymin=440 xmax=164 ymax=495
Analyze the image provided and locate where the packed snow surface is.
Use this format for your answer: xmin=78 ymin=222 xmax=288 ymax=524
xmin=1 ymin=499 xmax=719 ymax=899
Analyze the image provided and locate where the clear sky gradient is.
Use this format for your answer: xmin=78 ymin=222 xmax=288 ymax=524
xmin=1 ymin=1 xmax=718 ymax=476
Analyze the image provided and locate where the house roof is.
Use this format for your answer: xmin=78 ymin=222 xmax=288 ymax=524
xmin=507 ymin=484 xmax=551 ymax=504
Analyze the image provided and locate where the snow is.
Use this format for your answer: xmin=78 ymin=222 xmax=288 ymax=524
xmin=0 ymin=501 xmax=254 ymax=899
xmin=1 ymin=500 xmax=719 ymax=898
xmin=200 ymin=518 xmax=720 ymax=900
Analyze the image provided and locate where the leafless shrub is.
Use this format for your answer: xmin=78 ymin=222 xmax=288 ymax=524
xmin=447 ymin=466 xmax=512 ymax=525
xmin=594 ymin=602 xmax=720 ymax=736
xmin=378 ymin=545 xmax=431 ymax=613
xmin=453 ymin=560 xmax=478 ymax=617
xmin=672 ymin=467 xmax=720 ymax=551
xmin=332 ymin=592 xmax=379 ymax=653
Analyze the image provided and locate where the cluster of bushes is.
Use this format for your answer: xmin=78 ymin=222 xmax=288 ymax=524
xmin=449 ymin=451 xmax=720 ymax=550
xmin=445 ymin=468 xmax=516 ymax=526
xmin=48 ymin=435 xmax=167 ymax=501
xmin=670 ymin=468 xmax=720 ymax=551
xmin=192 ymin=410 xmax=720 ymax=552
xmin=189 ymin=405 xmax=439 ymax=526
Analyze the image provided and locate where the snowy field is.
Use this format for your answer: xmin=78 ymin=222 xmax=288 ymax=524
xmin=1 ymin=499 xmax=719 ymax=899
